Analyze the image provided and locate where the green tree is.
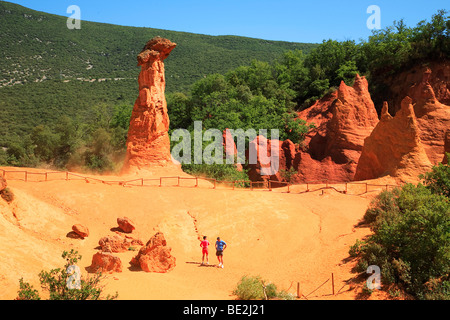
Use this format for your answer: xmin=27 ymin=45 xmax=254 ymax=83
xmin=30 ymin=125 xmax=58 ymax=163
xmin=420 ymin=154 xmax=450 ymax=198
xmin=5 ymin=136 xmax=38 ymax=168
xmin=110 ymin=103 xmax=133 ymax=131
xmin=53 ymin=115 xmax=84 ymax=168
xmin=83 ymin=128 xmax=115 ymax=172
xmin=283 ymin=113 xmax=315 ymax=144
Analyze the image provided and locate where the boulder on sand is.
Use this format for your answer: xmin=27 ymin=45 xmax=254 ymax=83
xmin=117 ymin=217 xmax=136 ymax=233
xmin=130 ymin=232 xmax=176 ymax=273
xmin=90 ymin=251 xmax=123 ymax=274
xmin=72 ymin=224 xmax=89 ymax=239
xmin=99 ymin=232 xmax=143 ymax=253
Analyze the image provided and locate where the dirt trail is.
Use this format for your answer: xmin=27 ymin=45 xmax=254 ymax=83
xmin=0 ymin=167 xmax=385 ymax=300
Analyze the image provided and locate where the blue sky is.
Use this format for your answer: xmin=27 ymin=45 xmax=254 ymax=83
xmin=4 ymin=0 xmax=449 ymax=43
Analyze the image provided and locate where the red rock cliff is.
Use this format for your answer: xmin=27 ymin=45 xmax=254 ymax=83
xmin=292 ymin=74 xmax=379 ymax=183
xmin=354 ymin=98 xmax=433 ymax=183
xmin=122 ymin=37 xmax=177 ymax=173
xmin=381 ymin=61 xmax=450 ymax=115
xmin=409 ymin=68 xmax=450 ymax=165
xmin=355 ymin=68 xmax=450 ymax=182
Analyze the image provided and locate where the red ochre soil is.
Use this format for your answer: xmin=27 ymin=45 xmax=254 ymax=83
xmin=0 ymin=166 xmax=398 ymax=300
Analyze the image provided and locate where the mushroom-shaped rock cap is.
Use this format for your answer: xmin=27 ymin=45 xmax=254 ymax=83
xmin=137 ymin=37 xmax=177 ymax=65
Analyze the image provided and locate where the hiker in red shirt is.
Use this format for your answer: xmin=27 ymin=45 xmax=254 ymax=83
xmin=200 ymin=236 xmax=210 ymax=265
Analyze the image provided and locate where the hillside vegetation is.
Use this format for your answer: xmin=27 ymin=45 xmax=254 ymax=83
xmin=0 ymin=1 xmax=316 ymax=147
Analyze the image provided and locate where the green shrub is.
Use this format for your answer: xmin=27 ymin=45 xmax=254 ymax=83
xmin=16 ymin=250 xmax=118 ymax=300
xmin=183 ymin=163 xmax=250 ymax=187
xmin=420 ymin=154 xmax=450 ymax=198
xmin=233 ymin=275 xmax=293 ymax=300
xmin=16 ymin=278 xmax=41 ymax=300
xmin=349 ymin=239 xmax=366 ymax=258
xmin=350 ymin=177 xmax=450 ymax=299
xmin=233 ymin=276 xmax=267 ymax=300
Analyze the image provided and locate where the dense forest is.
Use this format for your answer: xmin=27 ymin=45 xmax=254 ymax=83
xmin=0 ymin=3 xmax=449 ymax=181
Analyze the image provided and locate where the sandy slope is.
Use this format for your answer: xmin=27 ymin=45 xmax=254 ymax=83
xmin=0 ymin=166 xmax=393 ymax=300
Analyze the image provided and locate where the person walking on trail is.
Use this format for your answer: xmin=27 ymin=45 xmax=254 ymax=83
xmin=215 ymin=237 xmax=227 ymax=268
xmin=200 ymin=236 xmax=210 ymax=265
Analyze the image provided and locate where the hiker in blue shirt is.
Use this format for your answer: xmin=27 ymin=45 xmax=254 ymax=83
xmin=215 ymin=237 xmax=227 ymax=268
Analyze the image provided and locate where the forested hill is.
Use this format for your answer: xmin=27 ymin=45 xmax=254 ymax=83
xmin=0 ymin=1 xmax=317 ymax=146
xmin=0 ymin=1 xmax=316 ymax=93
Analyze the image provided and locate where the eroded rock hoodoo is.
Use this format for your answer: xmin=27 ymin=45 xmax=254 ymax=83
xmin=354 ymin=98 xmax=433 ymax=182
xmin=122 ymin=37 xmax=177 ymax=173
xmin=355 ymin=68 xmax=450 ymax=182
xmin=293 ymin=74 xmax=379 ymax=183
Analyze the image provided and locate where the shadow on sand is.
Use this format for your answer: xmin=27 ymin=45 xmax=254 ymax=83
xmin=185 ymin=261 xmax=219 ymax=268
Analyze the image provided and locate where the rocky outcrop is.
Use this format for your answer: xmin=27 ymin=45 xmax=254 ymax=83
xmin=223 ymin=129 xmax=243 ymax=172
xmin=247 ymin=135 xmax=278 ymax=182
xmin=90 ymin=252 xmax=123 ymax=274
xmin=380 ymin=61 xmax=450 ymax=115
xmin=247 ymin=137 xmax=296 ymax=184
xmin=354 ymin=98 xmax=433 ymax=182
xmin=246 ymin=75 xmax=379 ymax=184
xmin=99 ymin=233 xmax=143 ymax=253
xmin=130 ymin=232 xmax=176 ymax=273
xmin=122 ymin=37 xmax=177 ymax=173
xmin=117 ymin=217 xmax=136 ymax=234
xmin=292 ymin=74 xmax=379 ymax=182
xmin=408 ymin=68 xmax=450 ymax=165
xmin=72 ymin=224 xmax=89 ymax=239
xmin=355 ymin=68 xmax=450 ymax=182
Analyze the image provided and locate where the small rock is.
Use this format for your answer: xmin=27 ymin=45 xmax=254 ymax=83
xmin=117 ymin=217 xmax=136 ymax=233
xmin=72 ymin=224 xmax=89 ymax=239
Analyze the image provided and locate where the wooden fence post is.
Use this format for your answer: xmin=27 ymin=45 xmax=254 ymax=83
xmin=332 ymin=273 xmax=335 ymax=295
